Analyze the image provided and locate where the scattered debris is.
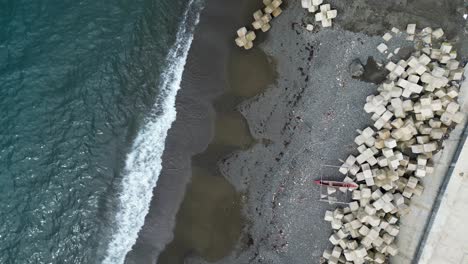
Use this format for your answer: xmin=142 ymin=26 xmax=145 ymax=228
xmin=322 ymin=24 xmax=465 ymax=264
xmin=349 ymin=59 xmax=365 ymax=78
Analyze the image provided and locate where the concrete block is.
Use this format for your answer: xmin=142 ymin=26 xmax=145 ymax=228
xmin=411 ymin=144 xmax=424 ymax=154
xmin=377 ymin=43 xmax=388 ymax=53
xmin=385 ymin=61 xmax=397 ymax=71
xmin=260 ymin=23 xmax=271 ymax=32
xmin=371 ymin=189 xmax=383 ymax=200
xmin=348 ymin=240 xmax=359 ymax=251
xmin=446 ymin=60 xmax=460 ymax=70
xmin=423 ymin=142 xmax=438 ymax=152
xmin=331 ymin=219 xmax=343 ymax=230
xmin=452 ymin=112 xmax=464 ymax=123
xmin=350 ymin=219 xmax=363 ymax=230
xmin=391 ymin=118 xmax=404 ymax=128
xmin=372 ymin=199 xmax=385 ymax=210
xmin=384 ymin=138 xmax=396 ymax=148
xmin=381 ymin=193 xmax=394 ymax=203
xmin=326 ymin=9 xmax=337 ymax=19
xmin=260 ymin=14 xmax=272 ymax=23
xmin=414 ymin=64 xmax=428 ymax=75
xmin=446 ymin=86 xmax=459 ymax=98
xmin=349 ymin=201 xmax=360 ymax=211
xmin=402 ymin=187 xmax=413 ymax=198
xmin=355 ymin=246 xmax=368 ymax=259
xmin=440 ymin=42 xmax=452 ymax=53
xmin=344 ymin=250 xmax=356 ymax=262
xmin=432 ymin=66 xmax=445 ymax=77
xmin=382 ymin=32 xmax=392 ymax=41
xmin=321 ymin=18 xmax=332 ymax=27
xmin=328 ymin=256 xmax=339 ymax=264
xmin=361 ymin=188 xmax=371 ymax=198
xmin=368 ymin=227 xmax=381 ymax=240
xmin=372 ymin=236 xmax=384 ymax=247
xmin=382 ymin=202 xmax=396 ymax=213
xmin=382 ymin=148 xmax=394 ymax=158
xmin=322 ymin=248 xmax=332 ymax=259
xmin=343 ymin=213 xmax=354 ymax=223
xmin=386 ymin=243 xmax=399 ymax=256
xmin=337 ymin=229 xmax=347 ymax=239
xmin=417 ymin=135 xmax=430 ymax=144
xmin=349 ymin=164 xmax=360 ymax=175
xmin=361 ymin=236 xmax=373 ymax=248
xmin=334 ymin=208 xmax=344 ymax=219
xmin=406 ymin=23 xmax=416 ymax=34
xmin=271 ymin=7 xmax=282 ymax=17
xmin=307 ymin=5 xmax=318 ymax=12
xmin=432 ymin=28 xmax=444 ymax=39
xmin=402 ymin=100 xmax=414 ymax=112
xmin=446 ymin=101 xmax=460 ymax=114
xmin=449 ymin=69 xmax=463 ymax=81
xmin=374 ymin=252 xmax=386 ymax=263
xmin=352 ymin=190 xmax=361 ymax=200
xmin=330 ymin=233 xmax=341 ymax=245
xmin=388 ymin=156 xmax=400 ymax=170
xmin=415 ymin=165 xmax=427 ymax=177
xmin=391 ymin=27 xmax=400 ymax=34
xmin=367 ymin=215 xmax=381 ymax=227
xmin=365 ymin=177 xmax=375 ymax=186
xmin=331 ymin=246 xmax=342 ymax=258
xmin=358 ymin=225 xmax=370 ymax=236
xmin=320 ymin=3 xmax=331 ymax=11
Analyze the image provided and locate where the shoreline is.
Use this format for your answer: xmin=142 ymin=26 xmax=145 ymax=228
xmin=125 ymin=0 xmax=271 ymax=263
xmin=157 ymin=2 xmax=277 ymax=262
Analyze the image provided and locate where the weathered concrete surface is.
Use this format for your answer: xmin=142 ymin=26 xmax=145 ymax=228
xmin=411 ymin=65 xmax=468 ymax=264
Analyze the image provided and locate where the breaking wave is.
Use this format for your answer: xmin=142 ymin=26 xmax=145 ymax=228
xmin=102 ymin=1 xmax=203 ymax=263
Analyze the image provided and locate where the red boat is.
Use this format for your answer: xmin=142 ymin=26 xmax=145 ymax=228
xmin=314 ymin=180 xmax=358 ymax=189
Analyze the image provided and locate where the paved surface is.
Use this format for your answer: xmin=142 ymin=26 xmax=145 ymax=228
xmin=411 ymin=66 xmax=468 ymax=264
xmin=418 ymin=137 xmax=468 ymax=264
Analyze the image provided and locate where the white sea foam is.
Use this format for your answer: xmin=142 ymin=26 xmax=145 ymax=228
xmin=102 ymin=1 xmax=202 ymax=263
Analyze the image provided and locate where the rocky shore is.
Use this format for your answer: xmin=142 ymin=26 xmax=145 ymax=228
xmin=184 ymin=0 xmax=467 ymax=263
xmin=127 ymin=0 xmax=467 ymax=263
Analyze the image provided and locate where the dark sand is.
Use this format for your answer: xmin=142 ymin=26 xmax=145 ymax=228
xmin=158 ymin=35 xmax=277 ymax=264
xmin=125 ymin=0 xmax=275 ymax=263
xmin=127 ymin=0 xmax=467 ymax=263
xmin=181 ymin=1 xmax=467 ymax=264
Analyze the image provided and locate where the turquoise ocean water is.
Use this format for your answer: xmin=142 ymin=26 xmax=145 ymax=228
xmin=0 ymin=0 xmax=201 ymax=263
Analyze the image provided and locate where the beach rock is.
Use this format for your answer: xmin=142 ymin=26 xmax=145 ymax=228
xmin=349 ymin=59 xmax=364 ymax=77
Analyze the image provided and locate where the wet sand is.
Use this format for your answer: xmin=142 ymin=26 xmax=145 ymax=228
xmin=125 ymin=0 xmax=275 ymax=263
xmin=158 ymin=43 xmax=276 ymax=264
